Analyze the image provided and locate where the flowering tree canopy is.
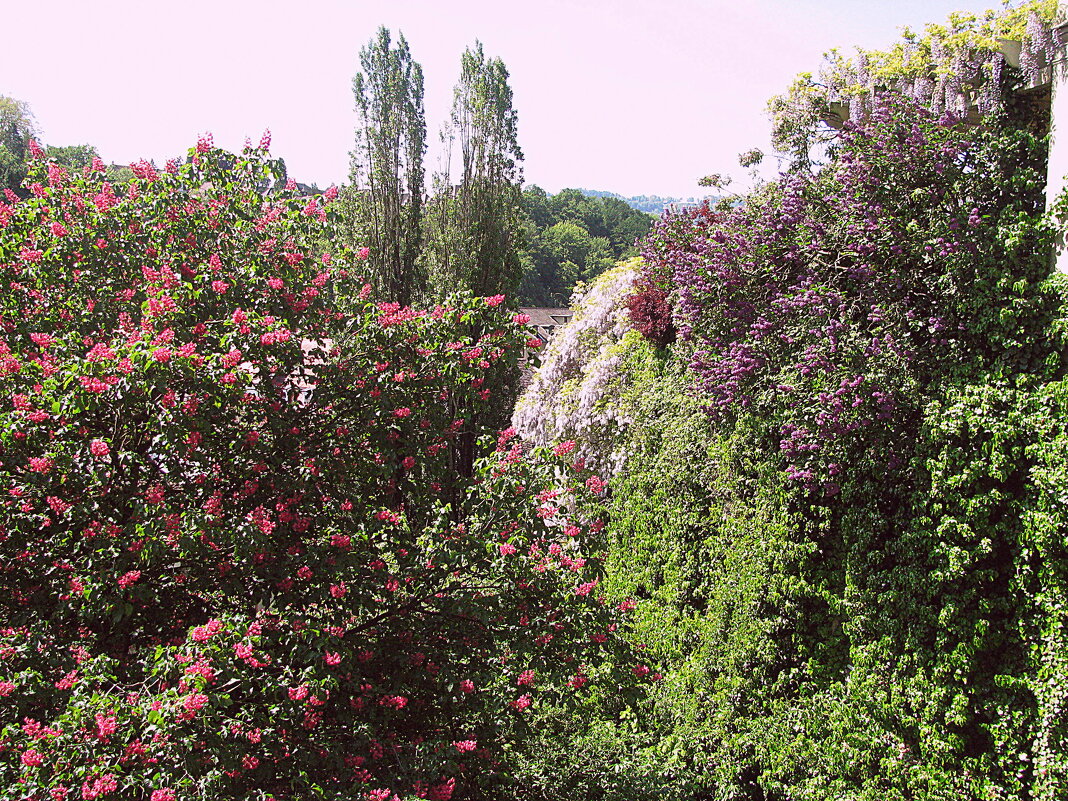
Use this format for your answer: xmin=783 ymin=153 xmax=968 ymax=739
xmin=0 ymin=139 xmax=638 ymax=800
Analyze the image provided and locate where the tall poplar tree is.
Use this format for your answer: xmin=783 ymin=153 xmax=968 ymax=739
xmin=430 ymin=42 xmax=524 ymax=298
xmin=348 ymin=27 xmax=426 ymax=305
xmin=0 ymin=96 xmax=40 ymax=194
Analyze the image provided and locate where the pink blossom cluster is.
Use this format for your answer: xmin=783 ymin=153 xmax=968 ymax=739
xmin=0 ymin=138 xmax=639 ymax=801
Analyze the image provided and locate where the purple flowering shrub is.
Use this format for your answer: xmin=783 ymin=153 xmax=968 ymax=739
xmin=644 ymin=95 xmax=1056 ymax=494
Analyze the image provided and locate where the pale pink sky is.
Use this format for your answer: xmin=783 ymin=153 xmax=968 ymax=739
xmin=2 ymin=0 xmax=1006 ymax=198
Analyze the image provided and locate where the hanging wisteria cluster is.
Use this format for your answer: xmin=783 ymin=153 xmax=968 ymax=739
xmin=770 ymin=0 xmax=1062 ymax=154
xmin=512 ymin=263 xmax=640 ymax=476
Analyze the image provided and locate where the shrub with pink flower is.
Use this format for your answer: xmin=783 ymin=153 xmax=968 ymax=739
xmin=0 ymin=138 xmax=638 ymax=800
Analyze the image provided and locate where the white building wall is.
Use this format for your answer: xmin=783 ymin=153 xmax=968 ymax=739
xmin=1047 ymin=17 xmax=1068 ymax=272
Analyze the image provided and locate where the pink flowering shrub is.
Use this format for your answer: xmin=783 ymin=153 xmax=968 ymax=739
xmin=0 ymin=141 xmax=638 ymax=799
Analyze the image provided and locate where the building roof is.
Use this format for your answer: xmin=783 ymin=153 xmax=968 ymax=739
xmin=519 ymin=307 xmax=573 ymax=327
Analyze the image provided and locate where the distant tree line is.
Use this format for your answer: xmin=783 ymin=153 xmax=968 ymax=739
xmin=517 ymin=187 xmax=653 ymax=307
xmin=574 ymin=187 xmax=715 ymax=215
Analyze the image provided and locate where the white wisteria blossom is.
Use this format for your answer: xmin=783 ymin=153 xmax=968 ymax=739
xmin=769 ymin=2 xmax=1062 ymax=157
xmin=512 ymin=261 xmax=640 ymax=475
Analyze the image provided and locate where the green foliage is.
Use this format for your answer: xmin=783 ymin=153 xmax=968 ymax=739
xmin=506 ymin=705 xmax=674 ymax=801
xmin=516 ymin=92 xmax=1068 ymax=799
xmin=426 ymin=42 xmax=524 ymax=300
xmin=44 ymin=144 xmax=99 ymax=172
xmin=512 ymin=328 xmax=801 ymax=798
xmin=517 ymin=187 xmax=653 ymax=307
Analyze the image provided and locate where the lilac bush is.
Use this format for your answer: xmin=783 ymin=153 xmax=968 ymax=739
xmin=644 ymin=94 xmax=1054 ymax=493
